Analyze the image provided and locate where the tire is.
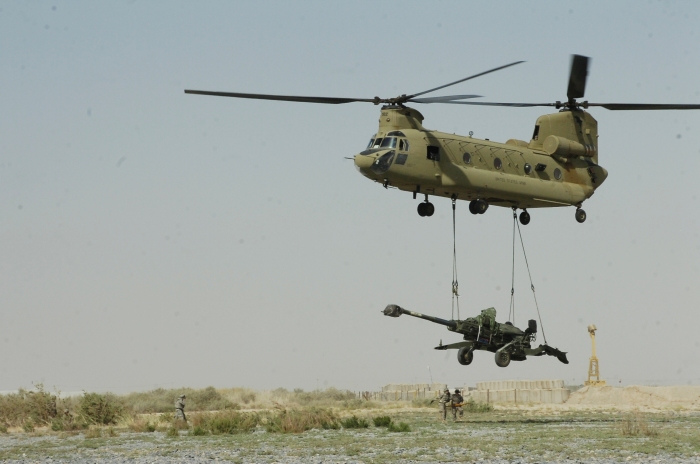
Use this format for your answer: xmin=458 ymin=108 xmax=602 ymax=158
xmin=457 ymin=347 xmax=473 ymax=366
xmin=469 ymin=200 xmax=479 ymax=215
xmin=425 ymin=202 xmax=435 ymax=217
xmin=519 ymin=211 xmax=530 ymax=225
xmin=575 ymin=208 xmax=586 ymax=223
xmin=476 ymin=199 xmax=489 ymax=214
xmin=495 ymin=350 xmax=511 ymax=368
xmin=417 ymin=203 xmax=426 ymax=217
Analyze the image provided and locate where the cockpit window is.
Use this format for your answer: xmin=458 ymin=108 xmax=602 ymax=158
xmin=386 ymin=131 xmax=405 ymax=137
xmin=372 ymin=138 xmax=384 ymax=148
xmin=366 ymin=138 xmax=375 ymax=149
xmin=380 ymin=137 xmax=397 ymax=149
xmin=371 ymin=151 xmax=395 ymax=175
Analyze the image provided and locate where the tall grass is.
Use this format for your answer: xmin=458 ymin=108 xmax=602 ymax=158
xmin=265 ymin=408 xmax=339 ymax=433
xmin=122 ymin=386 xmax=237 ymax=414
xmin=620 ymin=412 xmax=659 ymax=437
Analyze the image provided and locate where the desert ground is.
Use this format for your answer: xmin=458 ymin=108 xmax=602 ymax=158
xmin=1 ymin=385 xmax=699 ymax=463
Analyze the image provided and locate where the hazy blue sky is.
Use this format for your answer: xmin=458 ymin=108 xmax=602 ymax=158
xmin=1 ymin=1 xmax=699 ymax=394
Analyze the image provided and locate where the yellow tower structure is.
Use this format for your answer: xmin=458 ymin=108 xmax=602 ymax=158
xmin=585 ymin=324 xmax=606 ymax=386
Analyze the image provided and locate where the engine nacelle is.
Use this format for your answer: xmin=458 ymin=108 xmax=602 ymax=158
xmin=543 ymin=135 xmax=596 ymax=159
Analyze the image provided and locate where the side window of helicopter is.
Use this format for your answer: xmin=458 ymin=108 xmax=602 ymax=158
xmin=463 ymin=152 xmax=472 ymax=164
xmin=427 ymin=145 xmax=440 ymax=161
xmin=493 ymin=157 xmax=503 ymax=170
xmin=380 ymin=137 xmax=397 ymax=149
xmin=367 ymin=138 xmax=375 ymax=149
xmin=532 ymin=125 xmax=540 ymax=141
xmin=399 ymin=139 xmax=410 ymax=151
xmin=554 ymin=168 xmax=563 ymax=180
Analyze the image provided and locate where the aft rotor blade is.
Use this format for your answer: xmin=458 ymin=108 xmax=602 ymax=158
xmin=408 ymin=94 xmax=482 ymax=103
xmin=589 ymin=103 xmax=700 ymax=110
xmin=184 ymin=90 xmax=376 ymax=104
xmin=408 ymin=61 xmax=525 ymax=99
xmin=567 ymin=54 xmax=590 ymax=100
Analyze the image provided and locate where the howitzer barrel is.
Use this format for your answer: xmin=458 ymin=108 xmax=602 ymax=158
xmin=383 ymin=304 xmax=457 ymax=329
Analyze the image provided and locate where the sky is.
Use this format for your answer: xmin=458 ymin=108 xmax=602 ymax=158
xmin=1 ymin=0 xmax=699 ymax=394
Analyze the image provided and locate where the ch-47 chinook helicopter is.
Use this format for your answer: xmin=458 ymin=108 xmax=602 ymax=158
xmin=185 ymin=55 xmax=700 ymax=224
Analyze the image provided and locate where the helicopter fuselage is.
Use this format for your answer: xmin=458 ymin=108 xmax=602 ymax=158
xmin=354 ymin=105 xmax=608 ymax=212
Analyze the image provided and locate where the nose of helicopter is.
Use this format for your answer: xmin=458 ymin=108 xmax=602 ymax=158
xmin=353 ymin=153 xmax=375 ymax=171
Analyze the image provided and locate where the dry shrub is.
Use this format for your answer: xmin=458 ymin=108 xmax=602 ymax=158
xmin=0 ymin=384 xmax=58 ymax=427
xmin=265 ymin=408 xmax=338 ymax=433
xmin=79 ymin=392 xmax=125 ymax=425
xmin=411 ymin=398 xmax=434 ymax=408
xmin=123 ymin=386 xmax=237 ymax=414
xmin=128 ymin=417 xmax=157 ymax=433
xmin=189 ymin=410 xmax=258 ymax=434
xmin=84 ymin=427 xmax=102 ymax=439
xmin=620 ymin=412 xmax=659 ymax=437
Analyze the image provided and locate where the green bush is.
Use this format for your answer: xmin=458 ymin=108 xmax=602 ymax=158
xmin=462 ymin=399 xmax=493 ymax=413
xmin=341 ymin=415 xmax=369 ymax=429
xmin=166 ymin=426 xmax=179 ymax=437
xmin=372 ymin=415 xmax=392 ymax=427
xmin=191 ymin=425 xmax=208 ymax=436
xmin=23 ymin=421 xmax=35 ymax=433
xmin=387 ymin=421 xmax=411 ymax=432
xmin=79 ymin=392 xmax=125 ymax=425
xmin=0 ymin=423 xmax=7 ymax=434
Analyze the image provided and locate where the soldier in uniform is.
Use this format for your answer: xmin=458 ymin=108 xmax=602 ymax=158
xmin=451 ymin=389 xmax=464 ymax=421
xmin=437 ymin=388 xmax=451 ymax=422
xmin=174 ymin=394 xmax=187 ymax=422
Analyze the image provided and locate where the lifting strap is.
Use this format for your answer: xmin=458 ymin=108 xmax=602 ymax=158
xmin=451 ymin=198 xmax=460 ymax=320
xmin=510 ymin=209 xmax=548 ymax=344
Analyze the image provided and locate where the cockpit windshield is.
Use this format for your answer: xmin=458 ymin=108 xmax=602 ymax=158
xmin=380 ymin=137 xmax=397 ymax=149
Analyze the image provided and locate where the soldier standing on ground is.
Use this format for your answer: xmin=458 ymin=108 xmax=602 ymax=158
xmin=174 ymin=394 xmax=187 ymax=422
xmin=451 ymin=389 xmax=464 ymax=421
xmin=437 ymin=388 xmax=451 ymax=422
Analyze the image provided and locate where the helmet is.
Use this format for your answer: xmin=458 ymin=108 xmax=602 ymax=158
xmin=444 ymin=388 xmax=449 ymax=392
xmin=454 ymin=389 xmax=460 ymax=394
xmin=179 ymin=394 xmax=186 ymax=398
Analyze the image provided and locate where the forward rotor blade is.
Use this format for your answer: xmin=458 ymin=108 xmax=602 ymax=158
xmin=408 ymin=94 xmax=482 ymax=103
xmin=567 ymin=54 xmax=589 ymax=100
xmin=439 ymin=101 xmax=558 ymax=108
xmin=184 ymin=90 xmax=376 ymax=105
xmin=589 ymin=103 xmax=700 ymax=110
xmin=408 ymin=61 xmax=525 ymax=99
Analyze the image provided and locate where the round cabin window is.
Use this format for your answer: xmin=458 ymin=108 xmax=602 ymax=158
xmin=554 ymin=168 xmax=562 ymax=180
xmin=494 ymin=157 xmax=502 ymax=170
xmin=524 ymin=163 xmax=532 ymax=174
xmin=463 ymin=152 xmax=472 ymax=164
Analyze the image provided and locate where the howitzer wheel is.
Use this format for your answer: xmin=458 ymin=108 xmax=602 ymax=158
xmin=495 ymin=350 xmax=511 ymax=368
xmin=457 ymin=347 xmax=473 ymax=365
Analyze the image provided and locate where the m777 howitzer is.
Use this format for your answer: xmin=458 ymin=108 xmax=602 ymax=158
xmin=383 ymin=304 xmax=568 ymax=367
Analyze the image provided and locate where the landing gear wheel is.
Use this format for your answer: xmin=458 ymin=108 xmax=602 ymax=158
xmin=471 ymin=199 xmax=488 ymax=214
xmin=417 ymin=202 xmax=434 ymax=217
xmin=495 ymin=350 xmax=511 ymax=368
xmin=575 ymin=208 xmax=587 ymax=223
xmin=457 ymin=347 xmax=474 ymax=366
xmin=519 ymin=210 xmax=530 ymax=225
